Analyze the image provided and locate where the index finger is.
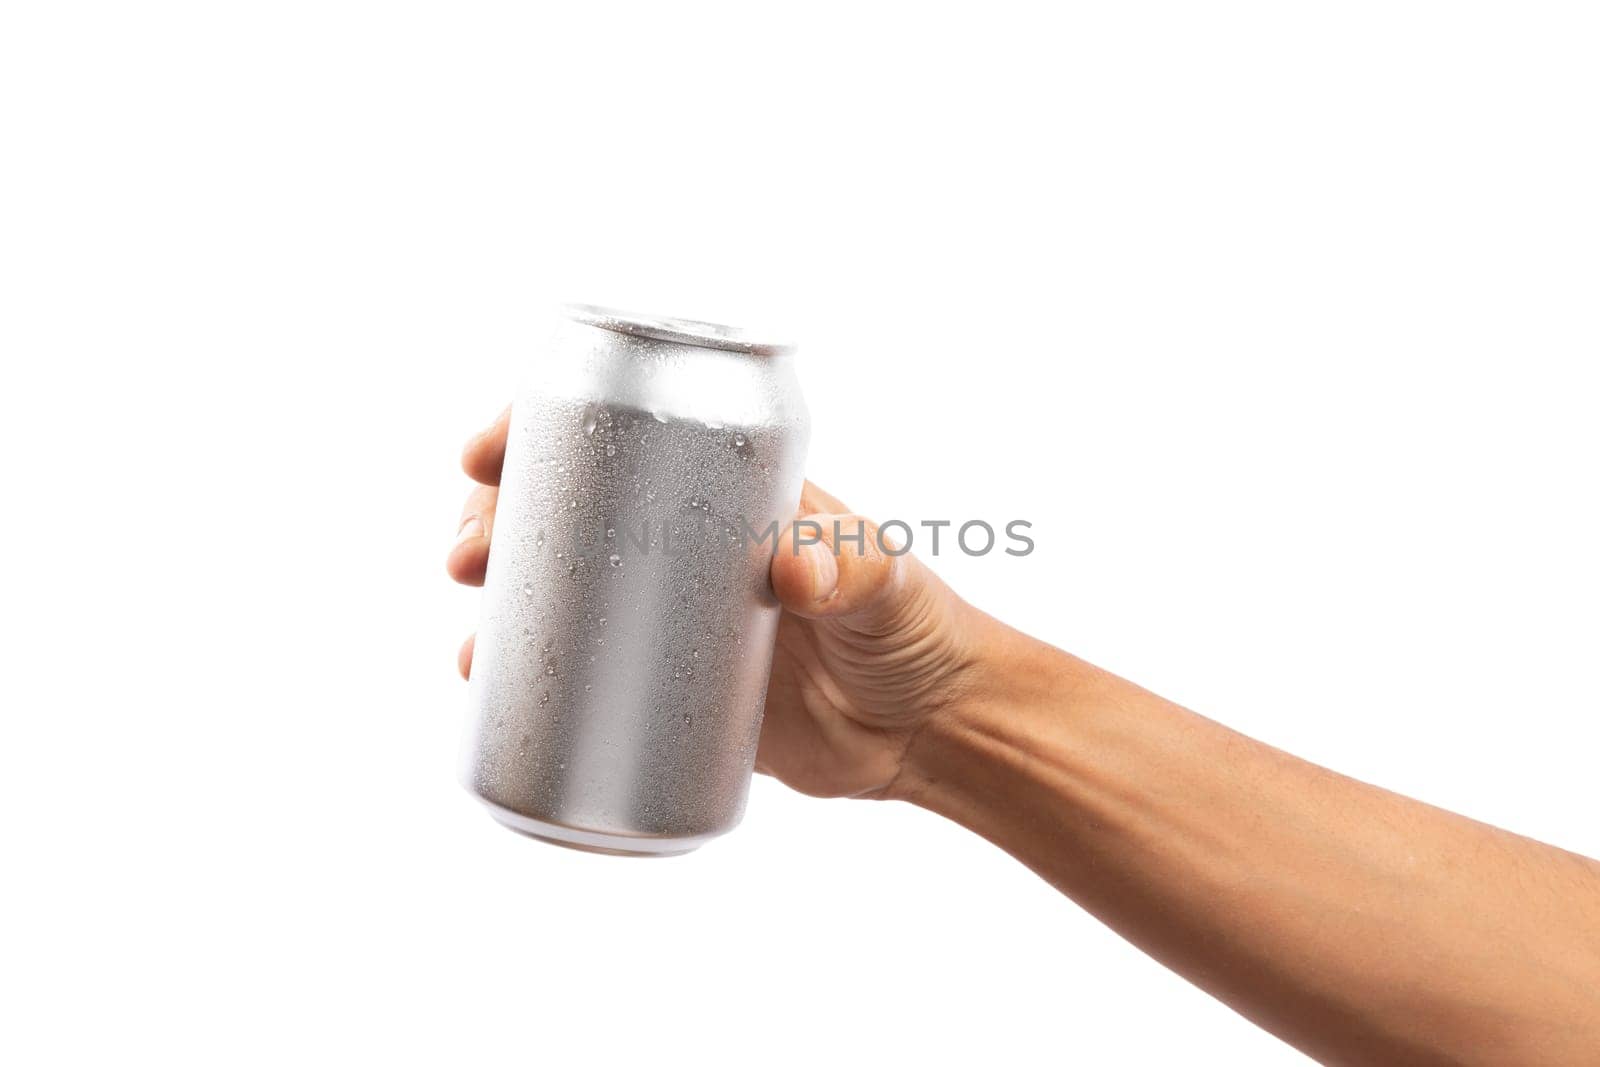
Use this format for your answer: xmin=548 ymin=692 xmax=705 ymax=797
xmin=798 ymin=480 xmax=848 ymax=515
xmin=462 ymin=405 xmax=511 ymax=486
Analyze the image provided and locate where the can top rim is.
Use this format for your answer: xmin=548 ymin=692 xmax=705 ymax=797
xmin=561 ymin=303 xmax=795 ymax=357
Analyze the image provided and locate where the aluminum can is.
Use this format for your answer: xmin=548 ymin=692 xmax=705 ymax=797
xmin=461 ymin=304 xmax=810 ymax=854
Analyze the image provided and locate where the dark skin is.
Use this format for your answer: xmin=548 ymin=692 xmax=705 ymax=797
xmin=450 ymin=407 xmax=1600 ymax=1065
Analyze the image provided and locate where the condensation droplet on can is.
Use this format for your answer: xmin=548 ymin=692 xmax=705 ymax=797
xmin=461 ymin=304 xmax=810 ymax=854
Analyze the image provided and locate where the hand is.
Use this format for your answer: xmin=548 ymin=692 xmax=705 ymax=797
xmin=447 ymin=407 xmax=990 ymax=800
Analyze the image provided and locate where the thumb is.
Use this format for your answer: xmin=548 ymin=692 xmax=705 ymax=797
xmin=770 ymin=513 xmax=913 ymax=629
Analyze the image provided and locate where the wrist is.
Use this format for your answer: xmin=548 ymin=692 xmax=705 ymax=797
xmin=887 ymin=619 xmax=1090 ymax=809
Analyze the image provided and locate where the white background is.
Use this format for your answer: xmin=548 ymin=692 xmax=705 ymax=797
xmin=3 ymin=3 xmax=1597 ymax=1064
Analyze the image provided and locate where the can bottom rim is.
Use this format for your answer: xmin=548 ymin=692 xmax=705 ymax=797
xmin=477 ymin=799 xmax=715 ymax=857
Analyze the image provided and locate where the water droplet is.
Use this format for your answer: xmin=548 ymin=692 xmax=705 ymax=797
xmin=682 ymin=713 xmax=692 ymax=725
xmin=605 ymin=527 xmax=615 ymax=539
xmin=584 ymin=684 xmax=592 ymax=692
xmin=538 ymin=692 xmax=550 ymax=706
xmin=605 ymin=444 xmax=616 ymax=456
xmin=580 ymin=405 xmax=599 ymax=437
xmin=608 ymin=554 xmax=621 ymax=567
xmin=545 ymin=664 xmax=556 ymax=676
xmin=522 ymin=583 xmax=533 ymax=596
xmin=652 ymin=410 xmax=668 ymax=424
xmin=732 ymin=432 xmax=747 ymax=448
xmin=598 ymin=616 xmax=607 ymax=625
xmin=691 ymin=648 xmax=699 ymax=659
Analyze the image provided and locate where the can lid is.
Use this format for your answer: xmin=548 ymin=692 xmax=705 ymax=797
xmin=561 ymin=303 xmax=794 ymax=357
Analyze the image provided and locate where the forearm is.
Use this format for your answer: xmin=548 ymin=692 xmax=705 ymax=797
xmin=895 ymin=623 xmax=1600 ymax=1065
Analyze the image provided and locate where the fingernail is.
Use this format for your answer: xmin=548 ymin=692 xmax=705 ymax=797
xmin=802 ymin=541 xmax=838 ymax=599
xmin=456 ymin=516 xmax=485 ymax=543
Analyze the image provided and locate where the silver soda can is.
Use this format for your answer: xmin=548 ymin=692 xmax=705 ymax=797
xmin=461 ymin=304 xmax=810 ymax=855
